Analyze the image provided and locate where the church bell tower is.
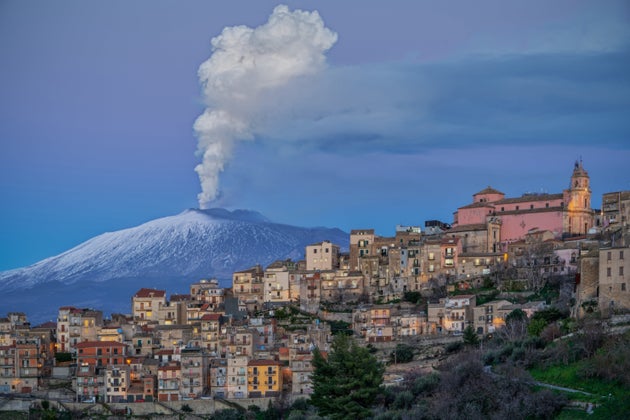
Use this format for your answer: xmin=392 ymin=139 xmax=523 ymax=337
xmin=563 ymin=160 xmax=594 ymax=235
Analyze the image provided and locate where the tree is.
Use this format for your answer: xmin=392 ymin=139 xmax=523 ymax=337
xmin=390 ymin=343 xmax=414 ymax=364
xmin=463 ymin=325 xmax=479 ymax=346
xmin=311 ymin=334 xmax=384 ymax=419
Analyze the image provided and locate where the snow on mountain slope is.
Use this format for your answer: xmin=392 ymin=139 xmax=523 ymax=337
xmin=0 ymin=209 xmax=348 ymax=321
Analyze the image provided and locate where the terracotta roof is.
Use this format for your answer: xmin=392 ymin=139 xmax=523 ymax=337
xmin=134 ymin=288 xmax=166 ymax=298
xmin=447 ymin=223 xmax=488 ymax=233
xmin=448 ymin=294 xmax=475 ymax=299
xmin=200 ymin=314 xmax=221 ymax=321
xmin=496 ymin=193 xmax=563 ymax=205
xmin=458 ymin=201 xmax=496 ymax=210
xmin=170 ymin=294 xmax=191 ymax=302
xmin=32 ymin=321 xmax=57 ymax=329
xmin=76 ymin=341 xmax=126 ymax=348
xmin=350 ymin=229 xmax=375 ymax=235
xmin=474 ymin=186 xmax=504 ymax=196
xmin=248 ymin=359 xmax=280 ymax=367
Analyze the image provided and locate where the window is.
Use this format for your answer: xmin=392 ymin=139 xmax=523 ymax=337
xmin=622 ymin=283 xmax=627 ymax=291
xmin=313 ymin=249 xmax=317 ymax=254
xmin=530 ymin=204 xmax=534 ymax=209
xmin=607 ymin=267 xmax=611 ymax=277
xmin=620 ymin=267 xmax=624 ymax=276
xmin=621 ymin=250 xmax=625 ymax=260
xmin=546 ymin=203 xmax=549 ymax=208
xmin=516 ymin=206 xmax=519 ymax=210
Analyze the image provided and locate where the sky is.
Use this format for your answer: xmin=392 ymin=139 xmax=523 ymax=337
xmin=1 ymin=0 xmax=629 ymax=271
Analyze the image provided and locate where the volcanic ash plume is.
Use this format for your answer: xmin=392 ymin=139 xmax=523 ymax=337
xmin=194 ymin=5 xmax=338 ymax=208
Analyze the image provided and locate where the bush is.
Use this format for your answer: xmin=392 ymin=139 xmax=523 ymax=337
xmin=445 ymin=341 xmax=463 ymax=353
xmin=181 ymin=404 xmax=193 ymax=413
xmin=392 ymin=390 xmax=414 ymax=410
xmin=412 ymin=372 xmax=440 ymax=396
xmin=391 ymin=343 xmax=414 ymax=364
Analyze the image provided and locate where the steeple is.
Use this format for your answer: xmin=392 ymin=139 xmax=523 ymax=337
xmin=564 ymin=160 xmax=594 ymax=235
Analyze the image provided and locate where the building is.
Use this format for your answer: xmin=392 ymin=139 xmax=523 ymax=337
xmin=157 ymin=362 xmax=181 ymax=401
xmin=451 ymin=161 xmax=595 ymax=249
xmin=56 ymin=307 xmax=103 ymax=353
xmin=599 ymin=246 xmax=630 ymax=316
xmin=76 ymin=341 xmax=128 ymax=370
xmin=132 ymin=288 xmax=167 ymax=322
xmin=180 ymin=347 xmax=207 ymax=399
xmin=305 ymin=241 xmax=340 ymax=271
xmin=247 ymin=359 xmax=282 ymax=398
xmin=601 ymin=190 xmax=630 ymax=232
xmin=226 ymin=355 xmax=248 ymax=398
xmin=232 ymin=265 xmax=265 ymax=313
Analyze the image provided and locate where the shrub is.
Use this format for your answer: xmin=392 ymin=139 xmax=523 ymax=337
xmin=392 ymin=390 xmax=414 ymax=410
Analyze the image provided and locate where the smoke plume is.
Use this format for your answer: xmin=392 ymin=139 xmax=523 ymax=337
xmin=194 ymin=5 xmax=337 ymax=208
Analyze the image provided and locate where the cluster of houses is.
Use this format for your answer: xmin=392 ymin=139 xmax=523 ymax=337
xmin=0 ymin=162 xmax=628 ymax=405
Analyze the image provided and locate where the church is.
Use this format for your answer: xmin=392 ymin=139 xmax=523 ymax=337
xmin=449 ymin=161 xmax=595 ymax=254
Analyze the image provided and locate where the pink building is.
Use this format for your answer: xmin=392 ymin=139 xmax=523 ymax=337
xmin=452 ymin=161 xmax=594 ymax=250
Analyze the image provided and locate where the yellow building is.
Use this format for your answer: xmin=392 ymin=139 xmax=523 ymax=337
xmin=247 ymin=359 xmax=282 ymax=397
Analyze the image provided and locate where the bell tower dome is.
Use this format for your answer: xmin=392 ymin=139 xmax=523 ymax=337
xmin=563 ymin=160 xmax=594 ymax=235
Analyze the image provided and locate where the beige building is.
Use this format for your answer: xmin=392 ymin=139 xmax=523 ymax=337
xmin=349 ymin=229 xmax=376 ymax=271
xmin=428 ymin=295 xmax=476 ymax=333
xmin=601 ymin=191 xmax=630 ymax=229
xmin=305 ymin=241 xmax=340 ymax=271
xmin=472 ymin=300 xmax=512 ymax=335
xmin=232 ymin=265 xmax=265 ymax=313
xmin=227 ymin=355 xmax=248 ymax=398
xmin=190 ymin=279 xmax=225 ymax=310
xmin=132 ymin=288 xmax=166 ymax=322
xmin=264 ymin=261 xmax=292 ymax=305
xmin=105 ymin=365 xmax=130 ymax=403
xmin=599 ymin=246 xmax=630 ymax=316
xmin=180 ymin=347 xmax=207 ymax=399
xmin=56 ymin=307 xmax=103 ymax=353
xmin=157 ymin=362 xmax=181 ymax=401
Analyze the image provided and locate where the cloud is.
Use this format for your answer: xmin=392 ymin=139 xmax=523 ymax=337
xmin=252 ymin=48 xmax=630 ymax=153
xmin=194 ymin=4 xmax=337 ymax=208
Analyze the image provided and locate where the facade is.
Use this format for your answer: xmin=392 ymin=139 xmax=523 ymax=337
xmin=247 ymin=359 xmax=282 ymax=398
xmin=599 ymin=246 xmax=630 ymax=316
xmin=232 ymin=265 xmax=265 ymax=313
xmin=452 ymin=162 xmax=595 ymax=248
xmin=227 ymin=355 xmax=248 ymax=398
xmin=56 ymin=307 xmax=103 ymax=353
xmin=305 ymin=241 xmax=340 ymax=271
xmin=601 ymin=191 xmax=630 ymax=228
xmin=132 ymin=288 xmax=166 ymax=322
xmin=157 ymin=362 xmax=181 ymax=401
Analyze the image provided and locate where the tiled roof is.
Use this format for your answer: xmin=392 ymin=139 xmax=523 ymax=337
xmin=134 ymin=288 xmax=166 ymax=298
xmin=496 ymin=193 xmax=563 ymax=205
xmin=76 ymin=341 xmax=126 ymax=348
xmin=248 ymin=359 xmax=280 ymax=366
xmin=474 ymin=186 xmax=504 ymax=196
xmin=200 ymin=314 xmax=221 ymax=321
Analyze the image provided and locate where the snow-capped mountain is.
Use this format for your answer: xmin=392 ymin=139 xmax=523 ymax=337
xmin=0 ymin=208 xmax=348 ymax=323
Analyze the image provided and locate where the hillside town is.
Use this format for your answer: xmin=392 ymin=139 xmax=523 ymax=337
xmin=1 ymin=161 xmax=629 ymax=414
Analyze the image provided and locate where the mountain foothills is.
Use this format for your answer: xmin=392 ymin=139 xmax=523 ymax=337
xmin=0 ymin=208 xmax=348 ymax=323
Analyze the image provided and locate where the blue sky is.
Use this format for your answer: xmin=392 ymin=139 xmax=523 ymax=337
xmin=1 ymin=0 xmax=629 ymax=271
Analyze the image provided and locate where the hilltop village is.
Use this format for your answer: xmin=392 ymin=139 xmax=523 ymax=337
xmin=1 ymin=161 xmax=629 ymax=412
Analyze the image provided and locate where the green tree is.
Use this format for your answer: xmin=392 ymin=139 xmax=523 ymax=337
xmin=527 ymin=318 xmax=547 ymax=337
xmin=463 ymin=325 xmax=479 ymax=346
xmin=311 ymin=334 xmax=384 ymax=419
xmin=390 ymin=343 xmax=414 ymax=364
